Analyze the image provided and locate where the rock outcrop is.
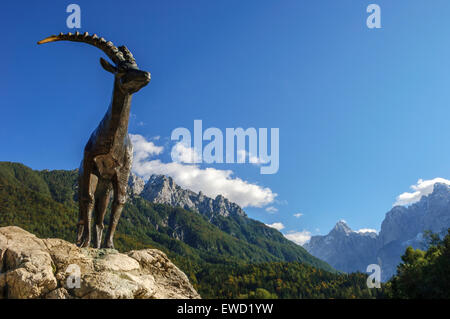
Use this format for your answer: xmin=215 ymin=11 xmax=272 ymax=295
xmin=131 ymin=174 xmax=246 ymax=218
xmin=128 ymin=172 xmax=146 ymax=197
xmin=0 ymin=226 xmax=200 ymax=299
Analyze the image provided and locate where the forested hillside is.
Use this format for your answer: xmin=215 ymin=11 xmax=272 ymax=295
xmin=0 ymin=161 xmax=380 ymax=298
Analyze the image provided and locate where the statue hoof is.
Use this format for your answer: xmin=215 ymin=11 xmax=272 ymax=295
xmin=103 ymin=241 xmax=114 ymax=249
xmin=77 ymin=235 xmax=91 ymax=248
xmin=79 ymin=240 xmax=90 ymax=248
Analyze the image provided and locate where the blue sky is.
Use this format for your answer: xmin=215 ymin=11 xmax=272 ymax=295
xmin=2 ymin=1 xmax=450 ymax=243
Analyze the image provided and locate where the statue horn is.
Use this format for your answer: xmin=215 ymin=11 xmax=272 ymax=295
xmin=37 ymin=32 xmax=126 ymax=65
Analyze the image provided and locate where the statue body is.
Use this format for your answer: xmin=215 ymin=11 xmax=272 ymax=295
xmin=38 ymin=32 xmax=151 ymax=248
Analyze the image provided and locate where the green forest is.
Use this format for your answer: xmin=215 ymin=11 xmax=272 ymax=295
xmin=385 ymin=230 xmax=450 ymax=299
xmin=1 ymin=162 xmax=448 ymax=298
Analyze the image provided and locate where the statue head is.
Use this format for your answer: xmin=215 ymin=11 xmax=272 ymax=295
xmin=38 ymin=32 xmax=151 ymax=94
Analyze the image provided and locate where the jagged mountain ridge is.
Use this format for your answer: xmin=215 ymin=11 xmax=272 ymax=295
xmin=304 ymin=183 xmax=450 ymax=281
xmin=129 ymin=173 xmax=246 ymax=219
xmin=305 ymin=221 xmax=379 ymax=277
xmin=127 ymin=172 xmax=332 ymax=270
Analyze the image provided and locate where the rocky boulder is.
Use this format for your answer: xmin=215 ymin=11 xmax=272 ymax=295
xmin=0 ymin=226 xmax=200 ymax=299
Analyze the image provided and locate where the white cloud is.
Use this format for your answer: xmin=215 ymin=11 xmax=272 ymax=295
xmin=293 ymin=213 xmax=303 ymax=218
xmin=265 ymin=206 xmax=278 ymax=213
xmin=171 ymin=142 xmax=202 ymax=163
xmin=394 ymin=178 xmax=450 ymax=206
xmin=266 ymin=222 xmax=285 ymax=231
xmin=284 ymin=230 xmax=311 ymax=246
xmin=130 ymin=134 xmax=277 ymax=208
xmin=129 ymin=134 xmax=164 ymax=162
xmin=356 ymin=228 xmax=377 ymax=234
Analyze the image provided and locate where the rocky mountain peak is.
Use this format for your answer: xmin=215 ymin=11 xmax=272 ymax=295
xmin=148 ymin=174 xmax=176 ymax=189
xmin=128 ymin=172 xmax=145 ymax=196
xmin=431 ymin=182 xmax=450 ymax=194
xmin=331 ymin=220 xmax=352 ymax=235
xmin=128 ymin=173 xmax=246 ymax=219
xmin=422 ymin=183 xmax=450 ymax=207
xmin=305 ymin=181 xmax=450 ymax=282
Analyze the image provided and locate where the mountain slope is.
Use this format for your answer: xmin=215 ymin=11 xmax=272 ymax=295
xmin=1 ymin=162 xmax=330 ymax=269
xmin=0 ymin=161 xmax=341 ymax=298
xmin=304 ymin=183 xmax=450 ymax=281
xmin=305 ymin=221 xmax=379 ymax=274
xmin=133 ymin=173 xmax=326 ymax=268
xmin=0 ymin=162 xmax=78 ymax=241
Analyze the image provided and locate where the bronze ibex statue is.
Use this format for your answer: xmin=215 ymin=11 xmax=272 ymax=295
xmin=38 ymin=32 xmax=151 ymax=248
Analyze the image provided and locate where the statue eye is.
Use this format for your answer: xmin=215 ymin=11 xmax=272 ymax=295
xmin=117 ymin=68 xmax=127 ymax=76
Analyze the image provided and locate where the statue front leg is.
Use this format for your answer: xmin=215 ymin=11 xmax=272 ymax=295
xmin=103 ymin=200 xmax=124 ymax=249
xmin=77 ymin=169 xmax=98 ymax=248
xmin=103 ymin=172 xmax=128 ymax=249
xmin=77 ymin=199 xmax=93 ymax=248
xmin=93 ymin=180 xmax=112 ymax=248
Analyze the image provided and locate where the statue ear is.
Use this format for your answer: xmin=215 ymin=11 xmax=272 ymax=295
xmin=100 ymin=57 xmax=117 ymax=74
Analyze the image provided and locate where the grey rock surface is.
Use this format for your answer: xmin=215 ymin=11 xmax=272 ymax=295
xmin=304 ymin=183 xmax=450 ymax=281
xmin=0 ymin=226 xmax=200 ymax=299
xmin=130 ymin=174 xmax=246 ymax=218
xmin=128 ymin=172 xmax=146 ymax=197
xmin=305 ymin=221 xmax=379 ymax=275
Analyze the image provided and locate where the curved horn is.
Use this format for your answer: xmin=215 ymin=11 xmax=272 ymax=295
xmin=37 ymin=32 xmax=125 ymax=65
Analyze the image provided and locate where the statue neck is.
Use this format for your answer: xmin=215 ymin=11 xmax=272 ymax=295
xmin=107 ymin=78 xmax=132 ymax=137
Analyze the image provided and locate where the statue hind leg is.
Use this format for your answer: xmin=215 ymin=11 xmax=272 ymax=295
xmin=103 ymin=147 xmax=132 ymax=249
xmin=103 ymin=171 xmax=128 ymax=249
xmin=93 ymin=179 xmax=112 ymax=248
xmin=77 ymin=161 xmax=98 ymax=248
